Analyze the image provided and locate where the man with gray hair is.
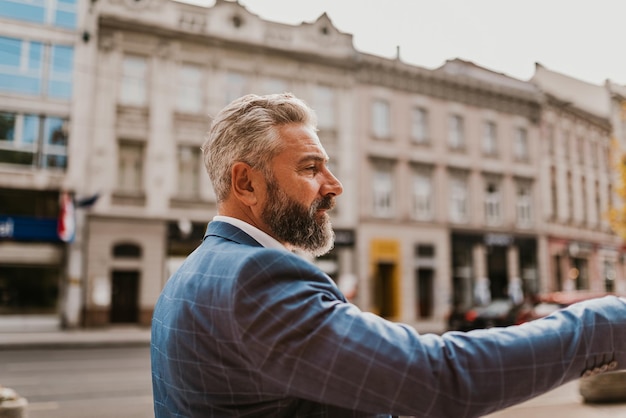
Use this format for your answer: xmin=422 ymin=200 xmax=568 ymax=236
xmin=151 ymin=92 xmax=626 ymax=417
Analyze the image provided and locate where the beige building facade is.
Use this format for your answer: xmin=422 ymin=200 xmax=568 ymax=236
xmin=3 ymin=0 xmax=625 ymax=331
xmin=533 ymin=64 xmax=625 ymax=297
xmin=353 ymin=57 xmax=544 ymax=330
xmin=78 ymin=0 xmax=359 ymax=326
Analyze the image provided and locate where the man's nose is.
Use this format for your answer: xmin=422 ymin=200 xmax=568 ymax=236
xmin=323 ymin=169 xmax=343 ymax=197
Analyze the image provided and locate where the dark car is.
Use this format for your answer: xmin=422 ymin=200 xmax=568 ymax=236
xmin=447 ymin=299 xmax=526 ymax=332
xmin=518 ymin=290 xmax=617 ymax=323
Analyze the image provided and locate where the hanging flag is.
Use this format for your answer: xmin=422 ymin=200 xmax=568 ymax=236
xmin=57 ymin=191 xmax=76 ymax=243
xmin=76 ymin=193 xmax=100 ymax=208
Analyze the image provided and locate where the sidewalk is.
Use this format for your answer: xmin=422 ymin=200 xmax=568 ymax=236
xmin=0 ymin=326 xmax=151 ymax=350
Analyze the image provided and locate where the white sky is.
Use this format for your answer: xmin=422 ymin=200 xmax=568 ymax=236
xmin=182 ymin=0 xmax=626 ymax=86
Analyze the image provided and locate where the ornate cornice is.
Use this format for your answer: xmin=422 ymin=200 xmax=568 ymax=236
xmin=356 ymin=54 xmax=542 ymax=123
xmin=543 ymin=94 xmax=611 ymax=131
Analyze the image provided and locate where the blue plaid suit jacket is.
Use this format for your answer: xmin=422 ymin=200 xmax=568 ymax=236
xmin=151 ymin=221 xmax=626 ymax=417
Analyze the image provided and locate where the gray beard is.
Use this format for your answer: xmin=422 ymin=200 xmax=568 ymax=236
xmin=261 ymin=178 xmax=335 ymax=257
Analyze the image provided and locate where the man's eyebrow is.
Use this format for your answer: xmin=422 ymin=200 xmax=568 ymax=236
xmin=297 ymin=154 xmax=328 ymax=164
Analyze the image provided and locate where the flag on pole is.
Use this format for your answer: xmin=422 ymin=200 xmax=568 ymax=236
xmin=57 ymin=191 xmax=76 ymax=243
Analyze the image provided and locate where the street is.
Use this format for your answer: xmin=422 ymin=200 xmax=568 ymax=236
xmin=2 ymin=346 xmax=626 ymax=418
xmin=0 ymin=346 xmax=153 ymax=418
xmin=485 ymin=380 xmax=626 ymax=418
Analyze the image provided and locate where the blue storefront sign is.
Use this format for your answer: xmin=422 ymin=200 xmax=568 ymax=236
xmin=0 ymin=215 xmax=61 ymax=242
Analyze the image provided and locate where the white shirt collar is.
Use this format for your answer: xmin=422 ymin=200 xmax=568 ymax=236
xmin=213 ymin=215 xmax=288 ymax=251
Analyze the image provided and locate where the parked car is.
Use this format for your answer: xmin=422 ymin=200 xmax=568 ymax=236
xmin=447 ymin=299 xmax=528 ymax=332
xmin=518 ymin=290 xmax=618 ymax=323
xmin=448 ymin=290 xmax=621 ymax=332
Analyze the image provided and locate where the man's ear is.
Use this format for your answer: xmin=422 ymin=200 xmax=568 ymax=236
xmin=231 ymin=162 xmax=259 ymax=206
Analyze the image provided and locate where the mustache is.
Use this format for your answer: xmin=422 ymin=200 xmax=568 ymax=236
xmin=313 ymin=195 xmax=335 ymax=211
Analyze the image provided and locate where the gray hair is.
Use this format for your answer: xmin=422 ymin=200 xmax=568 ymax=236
xmin=202 ymin=93 xmax=317 ymax=202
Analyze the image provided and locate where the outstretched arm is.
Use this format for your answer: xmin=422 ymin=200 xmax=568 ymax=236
xmin=235 ymin=253 xmax=626 ymax=417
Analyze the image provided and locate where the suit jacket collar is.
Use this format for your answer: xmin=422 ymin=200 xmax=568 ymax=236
xmin=204 ymin=221 xmax=263 ymax=248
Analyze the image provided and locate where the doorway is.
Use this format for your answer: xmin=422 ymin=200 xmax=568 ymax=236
xmin=374 ymin=262 xmax=396 ymax=318
xmin=416 ymin=268 xmax=434 ymax=318
xmin=110 ymin=270 xmax=139 ymax=323
xmin=487 ymin=246 xmax=508 ymax=300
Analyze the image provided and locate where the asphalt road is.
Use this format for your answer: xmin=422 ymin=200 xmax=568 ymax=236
xmin=0 ymin=346 xmax=153 ymax=418
xmin=485 ymin=379 xmax=626 ymax=418
xmin=2 ymin=346 xmax=626 ymax=418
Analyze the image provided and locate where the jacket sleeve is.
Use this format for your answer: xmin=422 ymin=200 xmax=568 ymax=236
xmin=233 ymin=250 xmax=626 ymax=418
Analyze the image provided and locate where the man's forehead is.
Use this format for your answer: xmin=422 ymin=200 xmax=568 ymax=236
xmin=278 ymin=124 xmax=328 ymax=157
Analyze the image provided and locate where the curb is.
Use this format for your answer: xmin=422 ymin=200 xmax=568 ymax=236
xmin=0 ymin=330 xmax=151 ymax=351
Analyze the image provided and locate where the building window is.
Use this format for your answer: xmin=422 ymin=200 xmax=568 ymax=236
xmin=516 ymin=181 xmax=533 ymax=228
xmin=484 ymin=180 xmax=502 ymax=226
xmin=567 ymin=172 xmax=574 ymax=222
xmin=258 ymin=77 xmax=288 ymax=95
xmin=546 ymin=124 xmax=555 ymax=156
xmin=120 ymin=55 xmax=147 ymax=106
xmin=411 ymin=168 xmax=433 ymax=221
xmin=513 ymin=127 xmax=529 ymax=161
xmin=372 ymin=163 xmax=394 ymax=218
xmin=449 ymin=174 xmax=468 ymax=223
xmin=482 ymin=121 xmax=497 ymax=156
xmin=550 ymin=167 xmax=558 ymax=220
xmin=313 ymin=85 xmax=336 ymax=130
xmin=117 ymin=141 xmax=144 ymax=193
xmin=581 ymin=175 xmax=587 ymax=224
xmin=0 ymin=36 xmax=43 ymax=96
xmin=177 ymin=145 xmax=201 ymax=198
xmin=0 ymin=112 xmax=68 ymax=169
xmin=410 ymin=107 xmax=429 ymax=144
xmin=0 ymin=266 xmax=60 ymax=315
xmin=48 ymin=45 xmax=73 ymax=99
xmin=176 ymin=64 xmax=203 ymax=113
xmin=42 ymin=117 xmax=68 ymax=168
xmin=0 ymin=0 xmax=77 ymax=29
xmin=448 ymin=114 xmax=464 ymax=150
xmin=0 ymin=37 xmax=73 ymax=99
xmin=576 ymin=136 xmax=585 ymax=165
xmin=224 ymin=71 xmax=248 ymax=105
xmin=591 ymin=141 xmax=600 ymax=167
xmin=562 ymin=131 xmax=570 ymax=161
xmin=595 ymin=180 xmax=601 ymax=225
xmin=372 ymin=99 xmax=391 ymax=139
